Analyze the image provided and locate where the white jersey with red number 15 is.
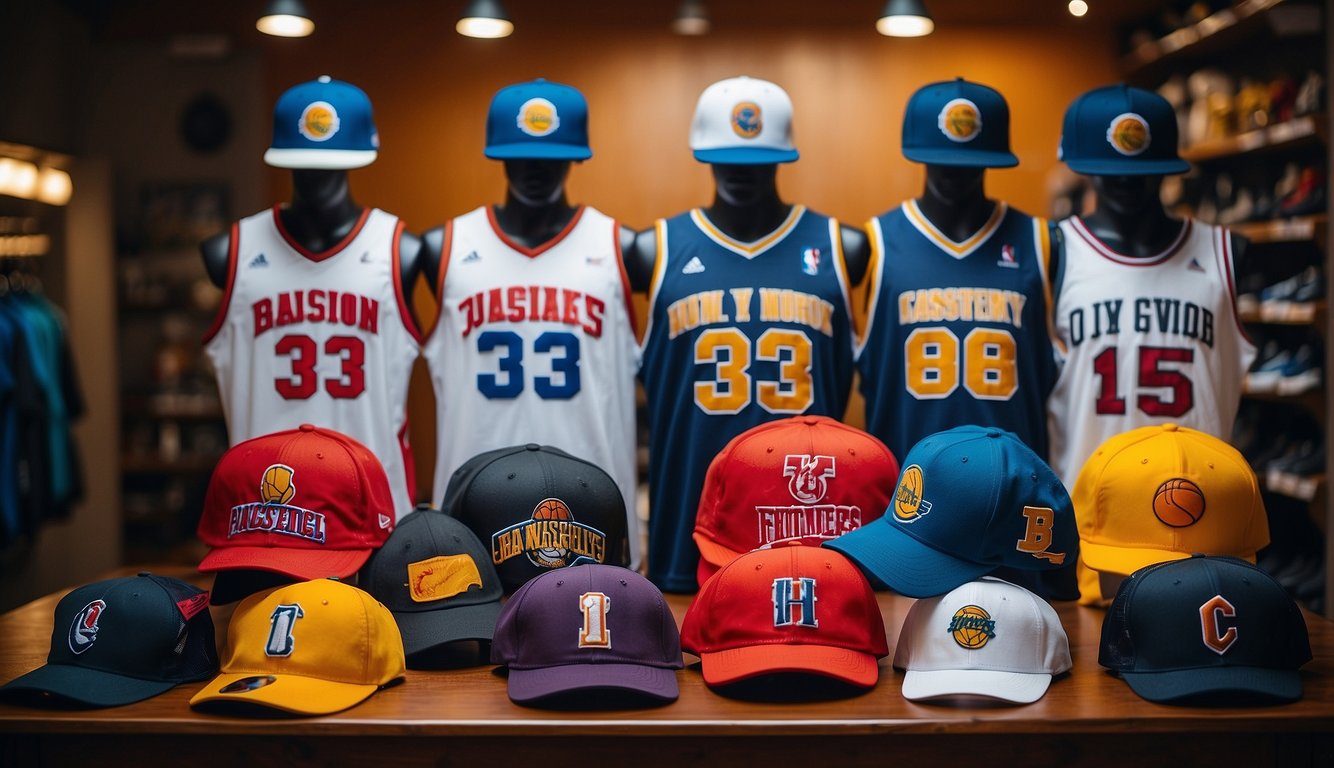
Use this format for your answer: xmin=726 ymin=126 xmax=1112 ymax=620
xmin=1047 ymin=216 xmax=1255 ymax=488
xmin=204 ymin=205 xmax=421 ymax=520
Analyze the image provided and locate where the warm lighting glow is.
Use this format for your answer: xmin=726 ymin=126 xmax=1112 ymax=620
xmin=36 ymin=167 xmax=72 ymax=206
xmin=0 ymin=158 xmax=39 ymax=200
xmin=257 ymin=0 xmax=313 ymax=37
xmin=877 ymin=0 xmax=934 ymax=37
xmin=672 ymin=0 xmax=710 ymax=35
xmin=1068 ymin=0 xmax=1089 ymax=17
xmin=457 ymin=0 xmax=513 ymax=38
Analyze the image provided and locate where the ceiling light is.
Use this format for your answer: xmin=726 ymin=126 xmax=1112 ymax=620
xmin=257 ymin=0 xmax=314 ymax=38
xmin=1068 ymin=1 xmax=1089 ymax=17
xmin=877 ymin=0 xmax=934 ymax=37
xmin=457 ymin=0 xmax=514 ymax=38
xmin=671 ymin=0 xmax=711 ymax=35
xmin=0 ymin=158 xmax=39 ymax=200
xmin=36 ymin=167 xmax=72 ymax=206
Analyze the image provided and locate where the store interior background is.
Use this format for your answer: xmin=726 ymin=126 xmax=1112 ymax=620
xmin=0 ymin=0 xmax=1325 ymax=610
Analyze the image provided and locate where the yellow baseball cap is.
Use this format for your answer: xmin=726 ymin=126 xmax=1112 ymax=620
xmin=1073 ymin=424 xmax=1269 ymax=604
xmin=189 ymin=579 xmax=404 ymax=715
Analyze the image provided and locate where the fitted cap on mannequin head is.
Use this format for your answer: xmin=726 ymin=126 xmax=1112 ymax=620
xmin=1059 ymin=84 xmax=1190 ymax=176
xmin=690 ymin=76 xmax=798 ymax=165
xmin=265 ymin=76 xmax=380 ymax=170
xmin=902 ymin=78 xmax=1018 ymax=168
xmin=485 ymin=79 xmax=592 ymax=161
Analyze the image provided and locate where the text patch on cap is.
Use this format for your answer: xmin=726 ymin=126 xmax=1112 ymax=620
xmin=408 ymin=555 xmax=482 ymax=603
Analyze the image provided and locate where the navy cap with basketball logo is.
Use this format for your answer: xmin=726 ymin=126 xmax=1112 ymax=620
xmin=825 ymin=426 xmax=1077 ymax=598
xmin=265 ymin=76 xmax=380 ymax=170
xmin=485 ymin=79 xmax=592 ymax=161
xmin=1100 ymin=555 xmax=1311 ymax=705
xmin=441 ymin=444 xmax=629 ymax=593
xmin=0 ymin=573 xmax=217 ymax=708
xmin=902 ymin=78 xmax=1019 ymax=168
xmin=1059 ymin=83 xmax=1190 ymax=176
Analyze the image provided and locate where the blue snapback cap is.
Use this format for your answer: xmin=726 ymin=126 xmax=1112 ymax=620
xmin=825 ymin=426 xmax=1077 ymax=598
xmin=485 ymin=79 xmax=592 ymax=161
xmin=902 ymin=78 xmax=1018 ymax=168
xmin=265 ymin=76 xmax=380 ymax=170
xmin=1059 ymin=83 xmax=1190 ymax=176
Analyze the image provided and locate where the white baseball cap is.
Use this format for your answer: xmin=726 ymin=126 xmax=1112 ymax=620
xmin=893 ymin=576 xmax=1072 ymax=704
xmin=690 ymin=76 xmax=798 ymax=165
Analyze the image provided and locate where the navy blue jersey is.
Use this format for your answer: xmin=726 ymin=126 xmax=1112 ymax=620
xmin=640 ymin=206 xmax=854 ymax=592
xmin=858 ymin=200 xmax=1057 ymax=462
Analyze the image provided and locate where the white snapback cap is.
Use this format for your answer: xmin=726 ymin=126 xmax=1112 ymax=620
xmin=689 ymin=76 xmax=798 ymax=165
xmin=893 ymin=576 xmax=1071 ymax=704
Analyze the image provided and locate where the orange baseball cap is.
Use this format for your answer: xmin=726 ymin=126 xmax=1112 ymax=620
xmin=1073 ymin=424 xmax=1269 ymax=604
xmin=189 ymin=579 xmax=405 ymax=715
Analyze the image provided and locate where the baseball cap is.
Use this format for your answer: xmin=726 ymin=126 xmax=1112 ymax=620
xmin=680 ymin=545 xmax=888 ymax=688
xmin=1073 ymin=423 xmax=1269 ymax=604
xmin=361 ymin=505 xmax=504 ymax=662
xmin=902 ymin=78 xmax=1019 ymax=168
xmin=693 ymin=415 xmax=898 ymax=587
xmin=825 ymin=426 xmax=1077 ymax=598
xmin=196 ymin=424 xmax=396 ymax=583
xmin=1059 ymin=83 xmax=1190 ymax=176
xmin=690 ymin=76 xmax=799 ymax=165
xmin=894 ymin=576 xmax=1071 ymax=704
xmin=1100 ymin=555 xmax=1311 ymax=705
xmin=484 ymin=79 xmax=592 ymax=161
xmin=0 ymin=573 xmax=216 ymax=708
xmin=491 ymin=564 xmax=683 ymax=706
xmin=441 ymin=444 xmax=629 ymax=593
xmin=264 ymin=76 xmax=380 ymax=170
xmin=189 ymin=578 xmax=405 ymax=715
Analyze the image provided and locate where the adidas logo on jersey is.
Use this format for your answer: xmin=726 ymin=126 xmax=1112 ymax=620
xmin=248 ymin=253 xmax=269 ymax=268
xmin=1188 ymin=258 xmax=1206 ymax=273
xmin=360 ymin=251 xmax=372 ymax=263
xmin=682 ymin=256 xmax=706 ymax=275
xmin=462 ymin=251 xmax=481 ymax=264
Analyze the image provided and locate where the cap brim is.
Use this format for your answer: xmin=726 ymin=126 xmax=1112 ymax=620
xmin=693 ymin=532 xmax=743 ymax=587
xmin=697 ymin=644 xmax=879 ymax=688
xmin=1080 ymin=540 xmax=1257 ymax=578
xmin=264 ymin=148 xmax=377 ymax=170
xmin=1120 ymin=666 xmax=1303 ymax=705
xmin=189 ymin=671 xmax=381 ymax=715
xmin=506 ymin=663 xmax=680 ymax=704
xmin=0 ymin=663 xmax=178 ymax=708
xmin=903 ymin=147 xmax=1019 ymax=168
xmin=484 ymin=144 xmax=592 ymax=160
xmin=693 ymin=147 xmax=799 ymax=164
xmin=901 ymin=668 xmax=1053 ymax=704
xmin=1063 ymin=157 xmax=1190 ymax=176
xmin=825 ymin=522 xmax=992 ymax=598
xmin=392 ymin=601 xmax=503 ymax=657
xmin=198 ymin=545 xmax=371 ymax=581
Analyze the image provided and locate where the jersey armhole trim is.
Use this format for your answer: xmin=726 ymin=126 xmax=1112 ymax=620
xmin=201 ymin=221 xmax=239 ymax=344
xmin=1219 ymin=227 xmax=1255 ymax=346
xmin=854 ymin=217 xmax=885 ymax=358
xmin=639 ymin=219 xmax=669 ymax=353
xmin=1036 ymin=216 xmax=1066 ymax=356
xmin=828 ymin=217 xmax=856 ymax=346
xmin=611 ymin=218 xmax=641 ymax=340
xmin=423 ymin=220 xmax=454 ymax=342
xmin=390 ymin=218 xmax=423 ymax=344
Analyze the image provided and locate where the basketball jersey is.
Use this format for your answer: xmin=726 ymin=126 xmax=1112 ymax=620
xmin=422 ymin=205 xmax=640 ymax=569
xmin=858 ymin=200 xmax=1057 ymax=461
xmin=1048 ymin=216 xmax=1255 ymax=488
xmin=204 ymin=206 xmax=420 ymax=520
xmin=640 ymin=206 xmax=855 ymax=592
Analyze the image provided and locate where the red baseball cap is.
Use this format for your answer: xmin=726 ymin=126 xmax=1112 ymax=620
xmin=693 ymin=416 xmax=899 ymax=587
xmin=680 ymin=544 xmax=889 ymax=688
xmin=197 ymin=424 xmax=395 ymax=580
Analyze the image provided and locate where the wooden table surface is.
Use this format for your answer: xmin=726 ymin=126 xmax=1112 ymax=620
xmin=1 ymin=568 xmax=1332 ymax=767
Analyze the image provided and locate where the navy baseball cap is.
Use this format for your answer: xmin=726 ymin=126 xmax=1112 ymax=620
xmin=485 ymin=79 xmax=592 ymax=161
xmin=265 ymin=76 xmax=380 ymax=170
xmin=1059 ymin=83 xmax=1190 ymax=176
xmin=902 ymin=78 xmax=1018 ymax=168
xmin=825 ymin=426 xmax=1077 ymax=598
xmin=0 ymin=573 xmax=217 ymax=707
xmin=1100 ymin=555 xmax=1312 ymax=705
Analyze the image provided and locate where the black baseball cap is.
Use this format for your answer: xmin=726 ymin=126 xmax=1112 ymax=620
xmin=0 ymin=573 xmax=218 ymax=707
xmin=441 ymin=444 xmax=629 ymax=593
xmin=361 ymin=505 xmax=504 ymax=663
xmin=1100 ymin=555 xmax=1312 ymax=705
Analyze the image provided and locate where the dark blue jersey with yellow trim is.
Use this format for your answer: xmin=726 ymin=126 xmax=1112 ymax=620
xmin=640 ymin=206 xmax=855 ymax=592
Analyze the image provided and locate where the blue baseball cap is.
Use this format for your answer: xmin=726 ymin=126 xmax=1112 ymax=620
xmin=902 ymin=78 xmax=1018 ymax=168
xmin=1059 ymin=84 xmax=1190 ymax=176
xmin=825 ymin=426 xmax=1077 ymax=598
xmin=485 ymin=79 xmax=592 ymax=161
xmin=265 ymin=76 xmax=380 ymax=170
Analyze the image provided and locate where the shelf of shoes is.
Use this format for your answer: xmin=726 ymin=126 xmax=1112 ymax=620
xmin=1232 ymin=213 xmax=1327 ymax=244
xmin=1182 ymin=114 xmax=1326 ymax=163
xmin=1123 ymin=0 xmax=1303 ymax=75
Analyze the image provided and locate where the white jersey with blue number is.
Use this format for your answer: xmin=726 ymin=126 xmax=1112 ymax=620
xmin=423 ymin=205 xmax=640 ymax=568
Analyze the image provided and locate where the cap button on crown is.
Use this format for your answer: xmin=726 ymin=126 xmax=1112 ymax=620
xmin=801 ymin=416 xmax=819 ymax=426
xmin=524 ymin=443 xmax=541 ymax=451
xmin=985 ymin=429 xmax=1001 ymax=438
xmin=299 ymin=423 xmax=317 ymax=432
xmin=318 ymin=75 xmax=332 ymax=84
xmin=1162 ymin=423 xmax=1179 ymax=432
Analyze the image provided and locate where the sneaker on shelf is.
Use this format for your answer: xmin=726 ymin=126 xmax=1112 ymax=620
xmin=1245 ymin=343 xmax=1291 ymax=393
xmin=1290 ymin=266 xmax=1324 ymax=304
xmin=1276 ymin=345 xmax=1322 ymax=396
xmin=1278 ymin=166 xmax=1326 ymax=218
xmin=1234 ymin=271 xmax=1266 ymax=316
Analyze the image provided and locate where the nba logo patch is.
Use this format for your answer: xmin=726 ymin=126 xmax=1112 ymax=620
xmin=517 ymin=97 xmax=560 ymax=137
xmin=298 ymin=101 xmax=340 ymax=142
xmin=1107 ymin=113 xmax=1150 ymax=156
xmin=801 ymin=247 xmax=821 ymax=276
xmin=938 ymin=99 xmax=982 ymax=143
xmin=997 ymin=244 xmax=1018 ymax=268
xmin=732 ymin=101 xmax=762 ymax=139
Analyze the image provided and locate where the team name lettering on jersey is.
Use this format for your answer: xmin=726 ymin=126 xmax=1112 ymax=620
xmin=252 ymin=290 xmax=380 ymax=337
xmin=458 ymin=285 xmax=606 ymax=339
xmin=1064 ymin=297 xmax=1215 ymax=349
xmin=666 ymin=287 xmax=835 ymax=340
xmin=897 ymin=288 xmax=1027 ymax=328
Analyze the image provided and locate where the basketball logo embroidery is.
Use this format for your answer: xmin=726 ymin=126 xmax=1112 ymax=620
xmin=68 ymin=599 xmax=106 ymax=654
xmin=894 ymin=465 xmax=932 ymax=522
xmin=298 ymin=101 xmax=340 ymax=142
xmin=1107 ymin=113 xmax=1150 ymax=156
xmin=229 ymin=464 xmax=327 ymax=544
xmin=517 ymin=97 xmax=560 ymax=137
xmin=491 ymin=497 xmax=608 ymax=569
xmin=1153 ymin=478 xmax=1205 ymax=528
xmin=261 ymin=464 xmax=296 ymax=505
xmin=732 ymin=101 xmax=762 ymax=139
xmin=948 ymin=605 xmax=996 ymax=649
xmin=938 ymin=98 xmax=982 ymax=143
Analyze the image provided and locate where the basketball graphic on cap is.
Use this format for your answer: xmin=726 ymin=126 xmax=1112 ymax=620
xmin=260 ymin=464 xmax=296 ymax=505
xmin=732 ymin=102 xmax=762 ymax=139
xmin=939 ymin=99 xmax=981 ymax=143
xmin=299 ymin=102 xmax=339 ymax=141
xmin=1153 ymin=478 xmax=1205 ymax=528
xmin=949 ymin=605 xmax=995 ymax=649
xmin=894 ymin=465 xmax=927 ymax=521
xmin=518 ymin=98 xmax=559 ymax=137
xmin=530 ymin=497 xmax=573 ymax=566
xmin=1107 ymin=113 xmax=1150 ymax=156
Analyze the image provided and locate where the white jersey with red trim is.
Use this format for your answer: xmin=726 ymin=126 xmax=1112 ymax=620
xmin=422 ymin=205 xmax=640 ymax=568
xmin=1047 ymin=216 xmax=1255 ymax=487
xmin=204 ymin=206 xmax=421 ymax=520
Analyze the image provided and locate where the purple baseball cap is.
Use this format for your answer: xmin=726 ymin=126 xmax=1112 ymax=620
xmin=491 ymin=564 xmax=683 ymax=706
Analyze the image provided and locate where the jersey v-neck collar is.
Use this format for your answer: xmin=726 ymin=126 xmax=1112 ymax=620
xmin=1071 ymin=215 xmax=1192 ymax=267
xmin=486 ymin=205 xmax=586 ymax=258
xmin=271 ymin=205 xmax=372 ymax=263
xmin=903 ymin=199 xmax=1006 ymax=260
xmin=690 ymin=205 xmax=806 ymax=259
